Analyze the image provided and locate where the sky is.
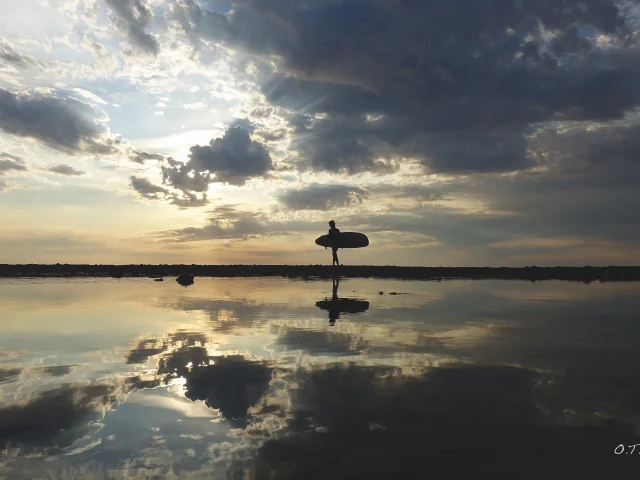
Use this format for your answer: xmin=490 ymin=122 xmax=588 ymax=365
xmin=1 ymin=0 xmax=640 ymax=266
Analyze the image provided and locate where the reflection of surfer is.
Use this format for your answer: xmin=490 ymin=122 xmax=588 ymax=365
xmin=329 ymin=275 xmax=340 ymax=325
xmin=328 ymin=220 xmax=341 ymax=267
xmin=315 ymin=276 xmax=370 ymax=326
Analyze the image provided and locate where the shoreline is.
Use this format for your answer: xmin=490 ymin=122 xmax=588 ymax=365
xmin=0 ymin=264 xmax=639 ymax=282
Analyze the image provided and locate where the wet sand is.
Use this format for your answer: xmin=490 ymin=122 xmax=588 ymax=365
xmin=0 ymin=264 xmax=638 ymax=282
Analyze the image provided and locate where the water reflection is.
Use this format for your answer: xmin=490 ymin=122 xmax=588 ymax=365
xmin=0 ymin=277 xmax=639 ymax=478
xmin=315 ymin=275 xmax=370 ymax=325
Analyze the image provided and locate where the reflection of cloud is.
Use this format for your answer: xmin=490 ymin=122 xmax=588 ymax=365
xmin=0 ymin=375 xmax=159 ymax=451
xmin=0 ymin=383 xmax=120 ymax=449
xmin=126 ymin=394 xmax=215 ymax=418
xmin=37 ymin=364 xmax=76 ymax=377
xmin=126 ymin=330 xmax=274 ymax=424
xmin=158 ymin=352 xmax=272 ymax=426
xmin=0 ymin=367 xmax=21 ymax=384
xmin=0 ymin=365 xmax=74 ymax=385
xmin=251 ymin=363 xmax=637 ymax=478
xmin=127 ymin=330 xmax=208 ymax=364
xmin=159 ymin=296 xmax=283 ymax=332
xmin=274 ymin=328 xmax=366 ymax=357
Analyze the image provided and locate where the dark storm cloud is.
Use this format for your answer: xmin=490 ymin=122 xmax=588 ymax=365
xmin=277 ymin=183 xmax=367 ymax=211
xmin=47 ymin=164 xmax=86 ymax=176
xmin=0 ymin=40 xmax=38 ymax=69
xmin=105 ymin=0 xmax=160 ymax=56
xmin=175 ymin=0 xmax=640 ymax=175
xmin=344 ymin=171 xmax=640 ymax=253
xmin=0 ymin=88 xmax=119 ymax=155
xmin=283 ymin=112 xmax=400 ymax=174
xmin=532 ymin=121 xmax=640 ymax=186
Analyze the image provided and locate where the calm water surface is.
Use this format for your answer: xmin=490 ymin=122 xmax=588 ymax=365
xmin=1 ymin=277 xmax=639 ymax=479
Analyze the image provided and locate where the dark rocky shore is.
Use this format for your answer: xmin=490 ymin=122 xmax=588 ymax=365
xmin=0 ymin=264 xmax=638 ymax=282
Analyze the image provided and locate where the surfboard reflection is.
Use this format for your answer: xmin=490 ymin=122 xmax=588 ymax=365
xmin=315 ymin=276 xmax=369 ymax=325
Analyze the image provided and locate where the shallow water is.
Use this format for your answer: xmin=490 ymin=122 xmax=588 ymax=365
xmin=1 ymin=277 xmax=639 ymax=478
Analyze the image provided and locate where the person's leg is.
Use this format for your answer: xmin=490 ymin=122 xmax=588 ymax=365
xmin=332 ymin=248 xmax=338 ymax=266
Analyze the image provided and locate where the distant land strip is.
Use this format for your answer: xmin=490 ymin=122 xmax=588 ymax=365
xmin=0 ymin=265 xmax=639 ymax=282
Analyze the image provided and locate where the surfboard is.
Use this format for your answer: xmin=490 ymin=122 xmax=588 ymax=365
xmin=315 ymin=232 xmax=369 ymax=249
xmin=316 ymin=298 xmax=370 ymax=314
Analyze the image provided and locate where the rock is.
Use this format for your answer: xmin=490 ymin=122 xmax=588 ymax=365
xmin=176 ymin=274 xmax=195 ymax=286
xmin=378 ymin=291 xmax=384 ymax=295
xmin=154 ymin=278 xmax=164 ymax=282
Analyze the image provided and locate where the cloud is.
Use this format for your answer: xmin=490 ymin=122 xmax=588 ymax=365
xmin=0 ymin=88 xmax=167 ymax=165
xmin=175 ymin=0 xmax=640 ymax=175
xmin=368 ymin=184 xmax=452 ymax=204
xmin=185 ymin=123 xmax=274 ymax=186
xmin=131 ymin=175 xmax=170 ymax=199
xmin=47 ymin=164 xmax=86 ymax=176
xmin=155 ymin=121 xmax=274 ymax=204
xmin=0 ymin=153 xmax=27 ymax=173
xmin=0 ymin=40 xmax=38 ymax=69
xmin=152 ymin=204 xmax=295 ymax=242
xmin=155 ymin=206 xmax=268 ymax=241
xmin=105 ymin=0 xmax=160 ymax=56
xmin=161 ymin=158 xmax=212 ymax=193
xmin=168 ymin=191 xmax=209 ymax=208
xmin=277 ymin=183 xmax=367 ymax=211
xmin=531 ymin=121 xmax=640 ymax=187
xmin=131 ymin=175 xmax=209 ymax=208
xmin=0 ymin=88 xmax=118 ymax=155
xmin=129 ymin=150 xmax=166 ymax=164
xmin=0 ymin=153 xmax=26 ymax=191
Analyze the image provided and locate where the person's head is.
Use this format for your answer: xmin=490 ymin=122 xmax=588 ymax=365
xmin=329 ymin=220 xmax=336 ymax=228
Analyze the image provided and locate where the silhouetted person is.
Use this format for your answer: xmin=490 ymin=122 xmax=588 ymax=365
xmin=328 ymin=220 xmax=340 ymax=266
